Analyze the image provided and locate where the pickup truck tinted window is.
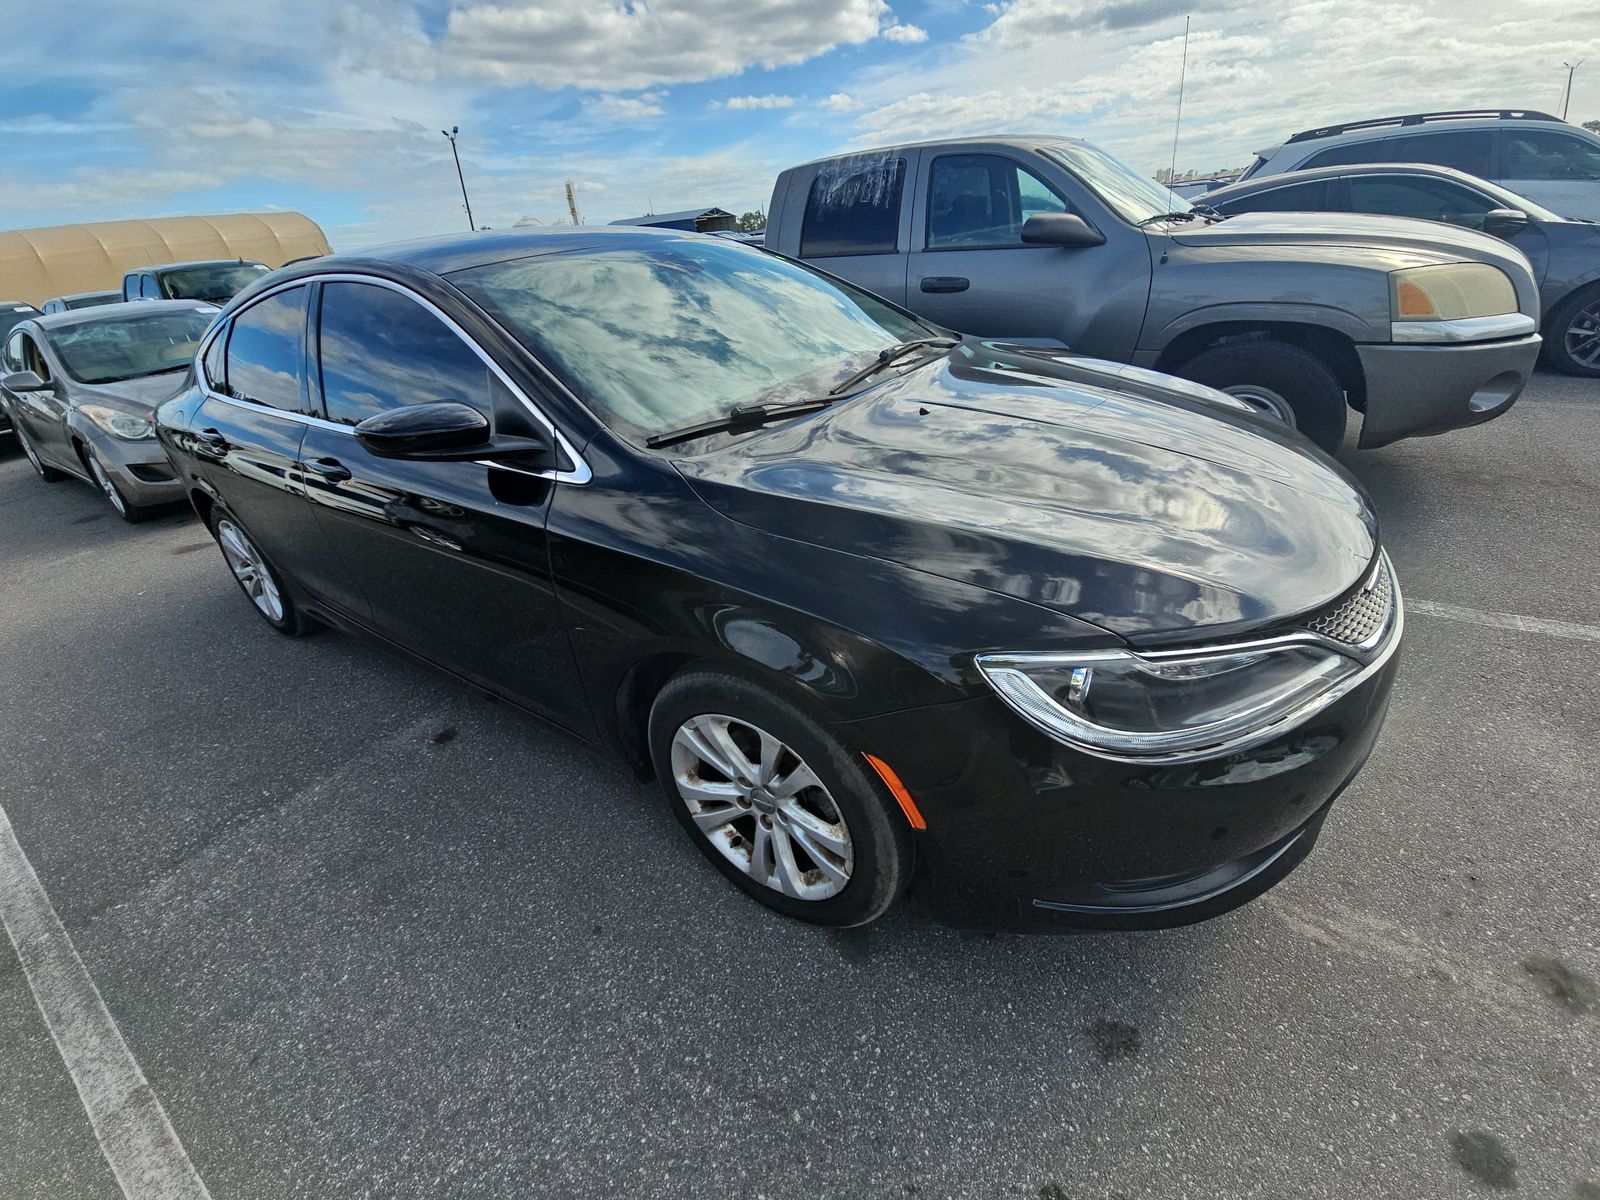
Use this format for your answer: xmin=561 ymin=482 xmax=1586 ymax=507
xmin=801 ymin=156 xmax=905 ymax=257
xmin=927 ymin=154 xmax=1067 ymax=247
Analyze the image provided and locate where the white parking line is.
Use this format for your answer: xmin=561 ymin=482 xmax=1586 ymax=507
xmin=0 ymin=806 xmax=212 ymax=1200
xmin=1409 ymin=598 xmax=1600 ymax=644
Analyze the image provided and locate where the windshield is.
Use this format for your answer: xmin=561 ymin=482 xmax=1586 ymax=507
xmin=452 ymin=238 xmax=931 ymax=441
xmin=160 ymin=263 xmax=269 ymax=301
xmin=50 ymin=310 xmax=215 ymax=384
xmin=1042 ymin=142 xmax=1192 ymax=225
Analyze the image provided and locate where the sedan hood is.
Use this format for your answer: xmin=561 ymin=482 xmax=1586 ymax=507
xmin=675 ymin=356 xmax=1379 ymax=643
xmin=71 ymin=371 xmax=188 ymax=414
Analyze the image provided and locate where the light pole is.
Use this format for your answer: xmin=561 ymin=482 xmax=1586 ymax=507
xmin=1562 ymin=61 xmax=1583 ymax=120
xmin=441 ymin=126 xmax=475 ymax=232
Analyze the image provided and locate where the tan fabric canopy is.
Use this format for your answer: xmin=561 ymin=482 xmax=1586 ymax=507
xmin=0 ymin=212 xmax=331 ymax=306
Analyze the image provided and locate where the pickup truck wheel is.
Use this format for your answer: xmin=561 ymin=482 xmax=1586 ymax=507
xmin=1544 ymin=286 xmax=1600 ymax=377
xmin=1175 ymin=341 xmax=1347 ymax=453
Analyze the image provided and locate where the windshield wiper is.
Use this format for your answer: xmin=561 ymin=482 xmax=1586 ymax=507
xmin=1137 ymin=210 xmax=1206 ymax=227
xmin=826 ymin=337 xmax=960 ymax=397
xmin=644 ymin=397 xmax=837 ymax=450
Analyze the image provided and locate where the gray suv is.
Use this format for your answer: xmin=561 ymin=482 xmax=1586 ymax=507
xmin=767 ymin=136 xmax=1542 ymax=452
xmin=1239 ymin=110 xmax=1600 ymax=222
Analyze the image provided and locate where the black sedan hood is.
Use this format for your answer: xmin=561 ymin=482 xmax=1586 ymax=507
xmin=674 ymin=356 xmax=1379 ymax=643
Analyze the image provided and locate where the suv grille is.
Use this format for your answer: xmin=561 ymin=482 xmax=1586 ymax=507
xmin=1303 ymin=559 xmax=1392 ymax=648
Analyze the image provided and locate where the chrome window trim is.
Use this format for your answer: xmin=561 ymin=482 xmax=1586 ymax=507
xmin=193 ymin=272 xmax=592 ymax=485
xmin=976 ymin=553 xmax=1403 ymax=765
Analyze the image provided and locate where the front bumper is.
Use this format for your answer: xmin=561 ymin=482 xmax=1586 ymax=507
xmin=1356 ymin=332 xmax=1540 ymax=449
xmin=846 ymin=651 xmax=1399 ymax=931
xmin=82 ymin=427 xmax=184 ymax=506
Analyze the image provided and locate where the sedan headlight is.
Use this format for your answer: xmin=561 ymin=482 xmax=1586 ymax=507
xmin=1390 ymin=263 xmax=1516 ymax=323
xmin=80 ymin=404 xmax=155 ymax=440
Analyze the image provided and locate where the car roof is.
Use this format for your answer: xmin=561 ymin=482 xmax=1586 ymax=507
xmin=298 ymin=224 xmax=736 ymax=278
xmin=32 ymin=299 xmax=219 ymax=332
xmin=128 ymin=259 xmax=266 ymax=274
xmin=784 ymin=134 xmax=1089 ymax=172
xmin=1206 ymin=160 xmax=1492 ymax=201
xmin=48 ymin=289 xmax=122 ymax=302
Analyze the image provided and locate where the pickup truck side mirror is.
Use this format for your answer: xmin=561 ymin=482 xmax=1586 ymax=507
xmin=2 ymin=370 xmax=50 ymax=393
xmin=1021 ymin=212 xmax=1106 ymax=248
xmin=1481 ymin=207 xmax=1530 ymax=237
xmin=355 ymin=400 xmax=554 ymax=467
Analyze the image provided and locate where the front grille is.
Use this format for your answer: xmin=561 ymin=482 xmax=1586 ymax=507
xmin=1303 ymin=558 xmax=1393 ymax=648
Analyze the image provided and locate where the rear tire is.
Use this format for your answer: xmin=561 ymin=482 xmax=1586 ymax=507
xmin=208 ymin=505 xmax=315 ymax=636
xmin=1543 ymin=285 xmax=1600 ymax=377
xmin=648 ymin=668 xmax=913 ymax=927
xmin=1176 ymin=340 xmax=1348 ymax=452
xmin=15 ymin=426 xmax=66 ymax=482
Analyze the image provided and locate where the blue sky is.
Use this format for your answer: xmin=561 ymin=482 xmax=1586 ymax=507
xmin=0 ymin=1 xmax=1594 ymax=249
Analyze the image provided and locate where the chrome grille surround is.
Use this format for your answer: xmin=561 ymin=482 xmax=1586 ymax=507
xmin=1301 ymin=554 xmax=1394 ymax=654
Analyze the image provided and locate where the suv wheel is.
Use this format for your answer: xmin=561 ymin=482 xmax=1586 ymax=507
xmin=648 ymin=669 xmax=914 ymax=927
xmin=1176 ymin=340 xmax=1347 ymax=452
xmin=209 ymin=507 xmax=315 ymax=636
xmin=1545 ymin=285 xmax=1600 ymax=377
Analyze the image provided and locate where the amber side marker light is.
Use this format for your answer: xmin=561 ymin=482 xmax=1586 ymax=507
xmin=1395 ymin=280 xmax=1438 ymax=318
xmin=862 ymin=753 xmax=927 ymax=830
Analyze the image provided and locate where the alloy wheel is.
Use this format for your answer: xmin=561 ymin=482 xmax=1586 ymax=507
xmin=87 ymin=453 xmax=127 ymax=516
xmin=669 ymin=714 xmax=854 ymax=901
xmin=1222 ymin=384 xmax=1298 ymax=428
xmin=215 ymin=517 xmax=285 ymax=622
xmin=1565 ymin=297 xmax=1600 ymax=370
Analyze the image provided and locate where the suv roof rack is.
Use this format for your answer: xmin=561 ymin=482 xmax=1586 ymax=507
xmin=1285 ymin=109 xmax=1563 ymax=145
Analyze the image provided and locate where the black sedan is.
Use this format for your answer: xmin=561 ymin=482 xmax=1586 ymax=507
xmin=155 ymin=228 xmax=1401 ymax=930
xmin=1203 ymin=162 xmax=1600 ymax=376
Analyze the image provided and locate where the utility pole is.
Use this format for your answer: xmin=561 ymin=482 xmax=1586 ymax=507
xmin=441 ymin=126 xmax=476 ymax=232
xmin=1562 ymin=61 xmax=1583 ymax=120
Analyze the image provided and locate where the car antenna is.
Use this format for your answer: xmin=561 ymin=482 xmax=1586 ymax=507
xmin=1161 ymin=14 xmax=1191 ymax=265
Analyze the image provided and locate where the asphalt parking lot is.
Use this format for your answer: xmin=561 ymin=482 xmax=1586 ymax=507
xmin=2 ymin=376 xmax=1598 ymax=1200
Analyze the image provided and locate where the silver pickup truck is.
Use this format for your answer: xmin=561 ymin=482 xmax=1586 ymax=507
xmin=765 ymin=136 xmax=1543 ymax=451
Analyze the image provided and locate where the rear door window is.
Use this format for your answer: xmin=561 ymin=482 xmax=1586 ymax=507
xmin=925 ymin=154 xmax=1069 ymax=247
xmin=800 ymin=157 xmax=906 ymax=257
xmin=1503 ymin=130 xmax=1600 ymax=180
xmin=224 ymin=286 xmax=310 ymax=413
xmin=316 ymin=281 xmax=491 ymax=426
xmin=1304 ymin=130 xmax=1493 ymax=177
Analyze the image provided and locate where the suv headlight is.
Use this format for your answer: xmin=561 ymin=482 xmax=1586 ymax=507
xmin=80 ymin=404 xmax=155 ymax=440
xmin=1390 ymin=263 xmax=1516 ymax=323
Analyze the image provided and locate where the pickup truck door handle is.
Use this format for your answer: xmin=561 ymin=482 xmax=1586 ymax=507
xmin=920 ymin=276 xmax=970 ymax=293
xmin=305 ymin=457 xmax=352 ymax=483
xmin=195 ymin=427 xmax=229 ymax=454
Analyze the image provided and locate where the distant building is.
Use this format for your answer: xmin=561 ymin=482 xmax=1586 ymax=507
xmin=608 ymin=207 xmax=736 ymax=233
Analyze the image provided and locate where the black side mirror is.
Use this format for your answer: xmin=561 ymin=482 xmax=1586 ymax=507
xmin=1482 ymin=207 xmax=1530 ymax=237
xmin=2 ymin=370 xmax=50 ymax=393
xmin=354 ymin=401 xmax=553 ymax=466
xmin=1020 ymin=212 xmax=1107 ymax=248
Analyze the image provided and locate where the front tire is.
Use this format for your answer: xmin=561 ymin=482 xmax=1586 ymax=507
xmin=1176 ymin=340 xmax=1348 ymax=452
xmin=208 ymin=505 xmax=315 ymax=636
xmin=648 ymin=669 xmax=913 ymax=927
xmin=85 ymin=448 xmax=151 ymax=523
xmin=1544 ymin=285 xmax=1600 ymax=377
xmin=15 ymin=426 xmax=66 ymax=482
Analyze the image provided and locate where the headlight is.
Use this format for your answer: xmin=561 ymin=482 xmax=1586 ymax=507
xmin=978 ymin=644 xmax=1361 ymax=761
xmin=80 ymin=404 xmax=154 ymax=440
xmin=1390 ymin=263 xmax=1516 ymax=323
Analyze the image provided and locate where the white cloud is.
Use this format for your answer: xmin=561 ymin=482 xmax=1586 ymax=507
xmin=588 ymin=92 xmax=667 ymax=121
xmin=881 ymin=23 xmax=929 ymax=43
xmin=424 ymin=0 xmax=890 ymax=92
xmin=720 ymin=94 xmax=797 ymax=110
xmin=819 ymin=93 xmax=864 ymax=113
